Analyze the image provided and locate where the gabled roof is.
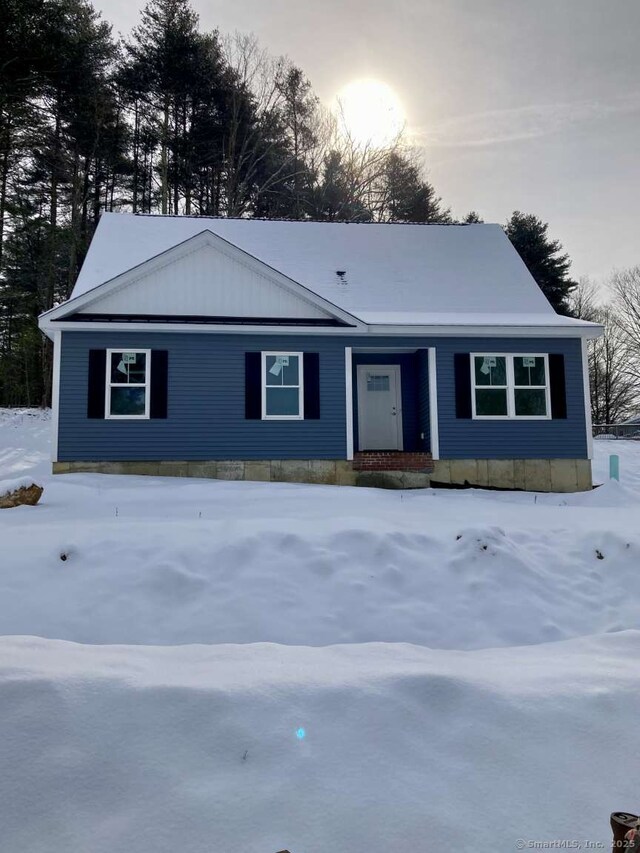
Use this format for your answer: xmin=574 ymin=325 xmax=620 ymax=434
xmin=48 ymin=229 xmax=361 ymax=328
xmin=42 ymin=212 xmax=601 ymax=336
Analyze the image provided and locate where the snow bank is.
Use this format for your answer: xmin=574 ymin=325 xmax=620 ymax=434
xmin=2 ymin=410 xmax=640 ymax=648
xmin=1 ymin=632 xmax=638 ymax=853
xmin=2 ymin=509 xmax=640 ymax=647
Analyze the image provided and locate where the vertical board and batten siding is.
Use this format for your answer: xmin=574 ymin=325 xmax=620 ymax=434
xmin=78 ymin=241 xmax=331 ymax=319
xmin=57 ymin=332 xmax=588 ymax=461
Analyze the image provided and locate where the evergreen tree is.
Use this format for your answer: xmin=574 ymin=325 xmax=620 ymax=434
xmin=505 ymin=211 xmax=577 ymax=315
xmin=0 ymin=0 xmax=120 ymax=405
xmin=122 ymin=0 xmax=202 ymax=214
xmin=272 ymin=65 xmax=318 ymax=218
xmin=462 ymin=211 xmax=483 ymax=223
xmin=306 ymin=150 xmax=372 ymax=222
xmin=375 ymin=150 xmax=451 ymax=223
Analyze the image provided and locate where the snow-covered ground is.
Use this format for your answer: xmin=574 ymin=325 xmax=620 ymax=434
xmin=0 ymin=408 xmax=639 ymax=852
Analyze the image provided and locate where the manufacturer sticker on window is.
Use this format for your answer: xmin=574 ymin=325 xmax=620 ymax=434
xmin=480 ymin=356 xmax=497 ymax=374
xmin=269 ymin=355 xmax=289 ymax=376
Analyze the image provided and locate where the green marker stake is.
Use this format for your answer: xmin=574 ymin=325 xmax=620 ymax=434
xmin=610 ymin=454 xmax=620 ymax=482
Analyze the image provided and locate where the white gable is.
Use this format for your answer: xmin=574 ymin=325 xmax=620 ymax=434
xmin=76 ymin=232 xmax=334 ymax=321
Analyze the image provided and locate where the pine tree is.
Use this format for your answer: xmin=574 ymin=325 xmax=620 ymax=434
xmin=0 ymin=0 xmax=120 ymax=405
xmin=122 ymin=0 xmax=202 ymax=214
xmin=375 ymin=150 xmax=451 ymax=223
xmin=505 ymin=211 xmax=577 ymax=315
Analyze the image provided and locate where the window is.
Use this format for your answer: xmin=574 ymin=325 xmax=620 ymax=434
xmin=262 ymin=352 xmax=304 ymax=419
xmin=471 ymin=354 xmax=550 ymax=419
xmin=473 ymin=355 xmax=508 ymax=416
xmin=367 ymin=374 xmax=390 ymax=392
xmin=106 ymin=349 xmax=150 ymax=418
xmin=513 ymin=355 xmax=548 ymax=416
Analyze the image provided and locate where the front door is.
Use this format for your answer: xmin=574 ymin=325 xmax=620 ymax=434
xmin=357 ymin=365 xmax=403 ymax=450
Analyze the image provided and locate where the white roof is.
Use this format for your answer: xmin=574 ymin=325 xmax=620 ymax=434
xmin=68 ymin=212 xmax=592 ymax=330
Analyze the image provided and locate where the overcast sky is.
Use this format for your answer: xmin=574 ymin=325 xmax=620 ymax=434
xmin=95 ymin=0 xmax=640 ymax=285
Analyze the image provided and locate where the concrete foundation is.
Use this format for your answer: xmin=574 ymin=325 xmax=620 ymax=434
xmin=430 ymin=458 xmax=592 ymax=492
xmin=53 ymin=457 xmax=592 ymax=491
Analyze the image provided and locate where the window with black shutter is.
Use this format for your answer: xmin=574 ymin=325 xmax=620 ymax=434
xmin=87 ymin=348 xmax=168 ymax=419
xmin=245 ymin=351 xmax=320 ymax=420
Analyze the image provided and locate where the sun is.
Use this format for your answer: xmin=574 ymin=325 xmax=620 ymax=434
xmin=335 ymin=79 xmax=406 ymax=147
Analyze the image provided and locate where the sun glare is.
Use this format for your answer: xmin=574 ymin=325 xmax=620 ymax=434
xmin=335 ymin=79 xmax=406 ymax=147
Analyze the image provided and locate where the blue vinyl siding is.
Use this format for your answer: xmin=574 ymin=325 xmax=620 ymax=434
xmin=59 ymin=333 xmax=347 ymax=461
xmin=57 ymin=332 xmax=588 ymax=461
xmin=434 ymin=337 xmax=587 ymax=459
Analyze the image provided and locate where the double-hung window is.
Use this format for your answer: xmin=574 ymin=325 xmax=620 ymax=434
xmin=261 ymin=352 xmax=304 ymax=419
xmin=471 ymin=354 xmax=550 ymax=419
xmin=106 ymin=349 xmax=150 ymax=418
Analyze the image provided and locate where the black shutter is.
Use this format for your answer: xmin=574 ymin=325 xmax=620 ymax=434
xmin=303 ymin=353 xmax=320 ymax=419
xmin=549 ymin=353 xmax=567 ymax=419
xmin=245 ymin=352 xmax=262 ymax=419
xmin=150 ymin=350 xmax=168 ymax=419
xmin=87 ymin=349 xmax=106 ymax=418
xmin=454 ymin=353 xmax=472 ymax=418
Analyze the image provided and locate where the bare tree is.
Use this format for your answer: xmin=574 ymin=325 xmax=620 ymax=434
xmin=611 ymin=266 xmax=640 ymax=383
xmin=572 ymin=277 xmax=639 ymax=424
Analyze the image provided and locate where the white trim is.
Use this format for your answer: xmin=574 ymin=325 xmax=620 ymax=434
xmin=427 ymin=347 xmax=439 ymax=460
xmin=38 ymin=318 xmax=603 ymax=341
xmin=345 ymin=347 xmax=354 ymax=461
xmin=39 ymin=321 xmax=359 ymax=339
xmin=39 ymin=230 xmax=364 ymax=330
xmin=261 ymin=351 xmax=304 ymax=420
xmin=105 ymin=348 xmax=151 ymax=419
xmin=356 ymin=364 xmax=404 ymax=451
xmin=470 ymin=353 xmax=552 ymax=420
xmin=581 ymin=337 xmax=594 ymax=460
xmin=364 ymin=323 xmax=602 ymax=339
xmin=50 ymin=330 xmax=62 ymax=462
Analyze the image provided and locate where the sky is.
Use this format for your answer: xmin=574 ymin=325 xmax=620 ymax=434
xmin=94 ymin=0 xmax=640 ymax=285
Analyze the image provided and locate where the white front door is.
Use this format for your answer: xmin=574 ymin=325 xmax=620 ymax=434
xmin=357 ymin=365 xmax=403 ymax=450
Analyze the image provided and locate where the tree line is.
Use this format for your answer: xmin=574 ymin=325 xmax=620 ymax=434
xmin=571 ymin=268 xmax=640 ymax=425
xmin=0 ymin=0 xmax=604 ymax=407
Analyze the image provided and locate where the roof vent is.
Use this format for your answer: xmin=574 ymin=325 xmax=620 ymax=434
xmin=336 ymin=270 xmax=348 ymax=284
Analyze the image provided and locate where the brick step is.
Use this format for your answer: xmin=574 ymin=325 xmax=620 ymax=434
xmin=353 ymin=451 xmax=434 ymax=472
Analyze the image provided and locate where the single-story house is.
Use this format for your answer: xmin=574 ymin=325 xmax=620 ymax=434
xmin=39 ymin=213 xmax=602 ymax=491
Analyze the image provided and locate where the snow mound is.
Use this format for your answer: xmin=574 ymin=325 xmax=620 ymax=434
xmin=1 ymin=632 xmax=637 ymax=853
xmin=2 ymin=412 xmax=640 ymax=648
xmin=3 ymin=513 xmax=640 ymax=647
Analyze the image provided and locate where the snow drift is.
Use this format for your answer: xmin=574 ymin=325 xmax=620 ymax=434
xmin=2 ymin=633 xmax=639 ymax=853
xmin=1 ymin=412 xmax=640 ymax=647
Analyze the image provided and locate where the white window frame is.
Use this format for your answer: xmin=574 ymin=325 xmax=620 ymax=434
xmin=470 ymin=353 xmax=551 ymax=420
xmin=261 ymin=351 xmax=304 ymax=421
xmin=105 ymin=348 xmax=151 ymax=420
